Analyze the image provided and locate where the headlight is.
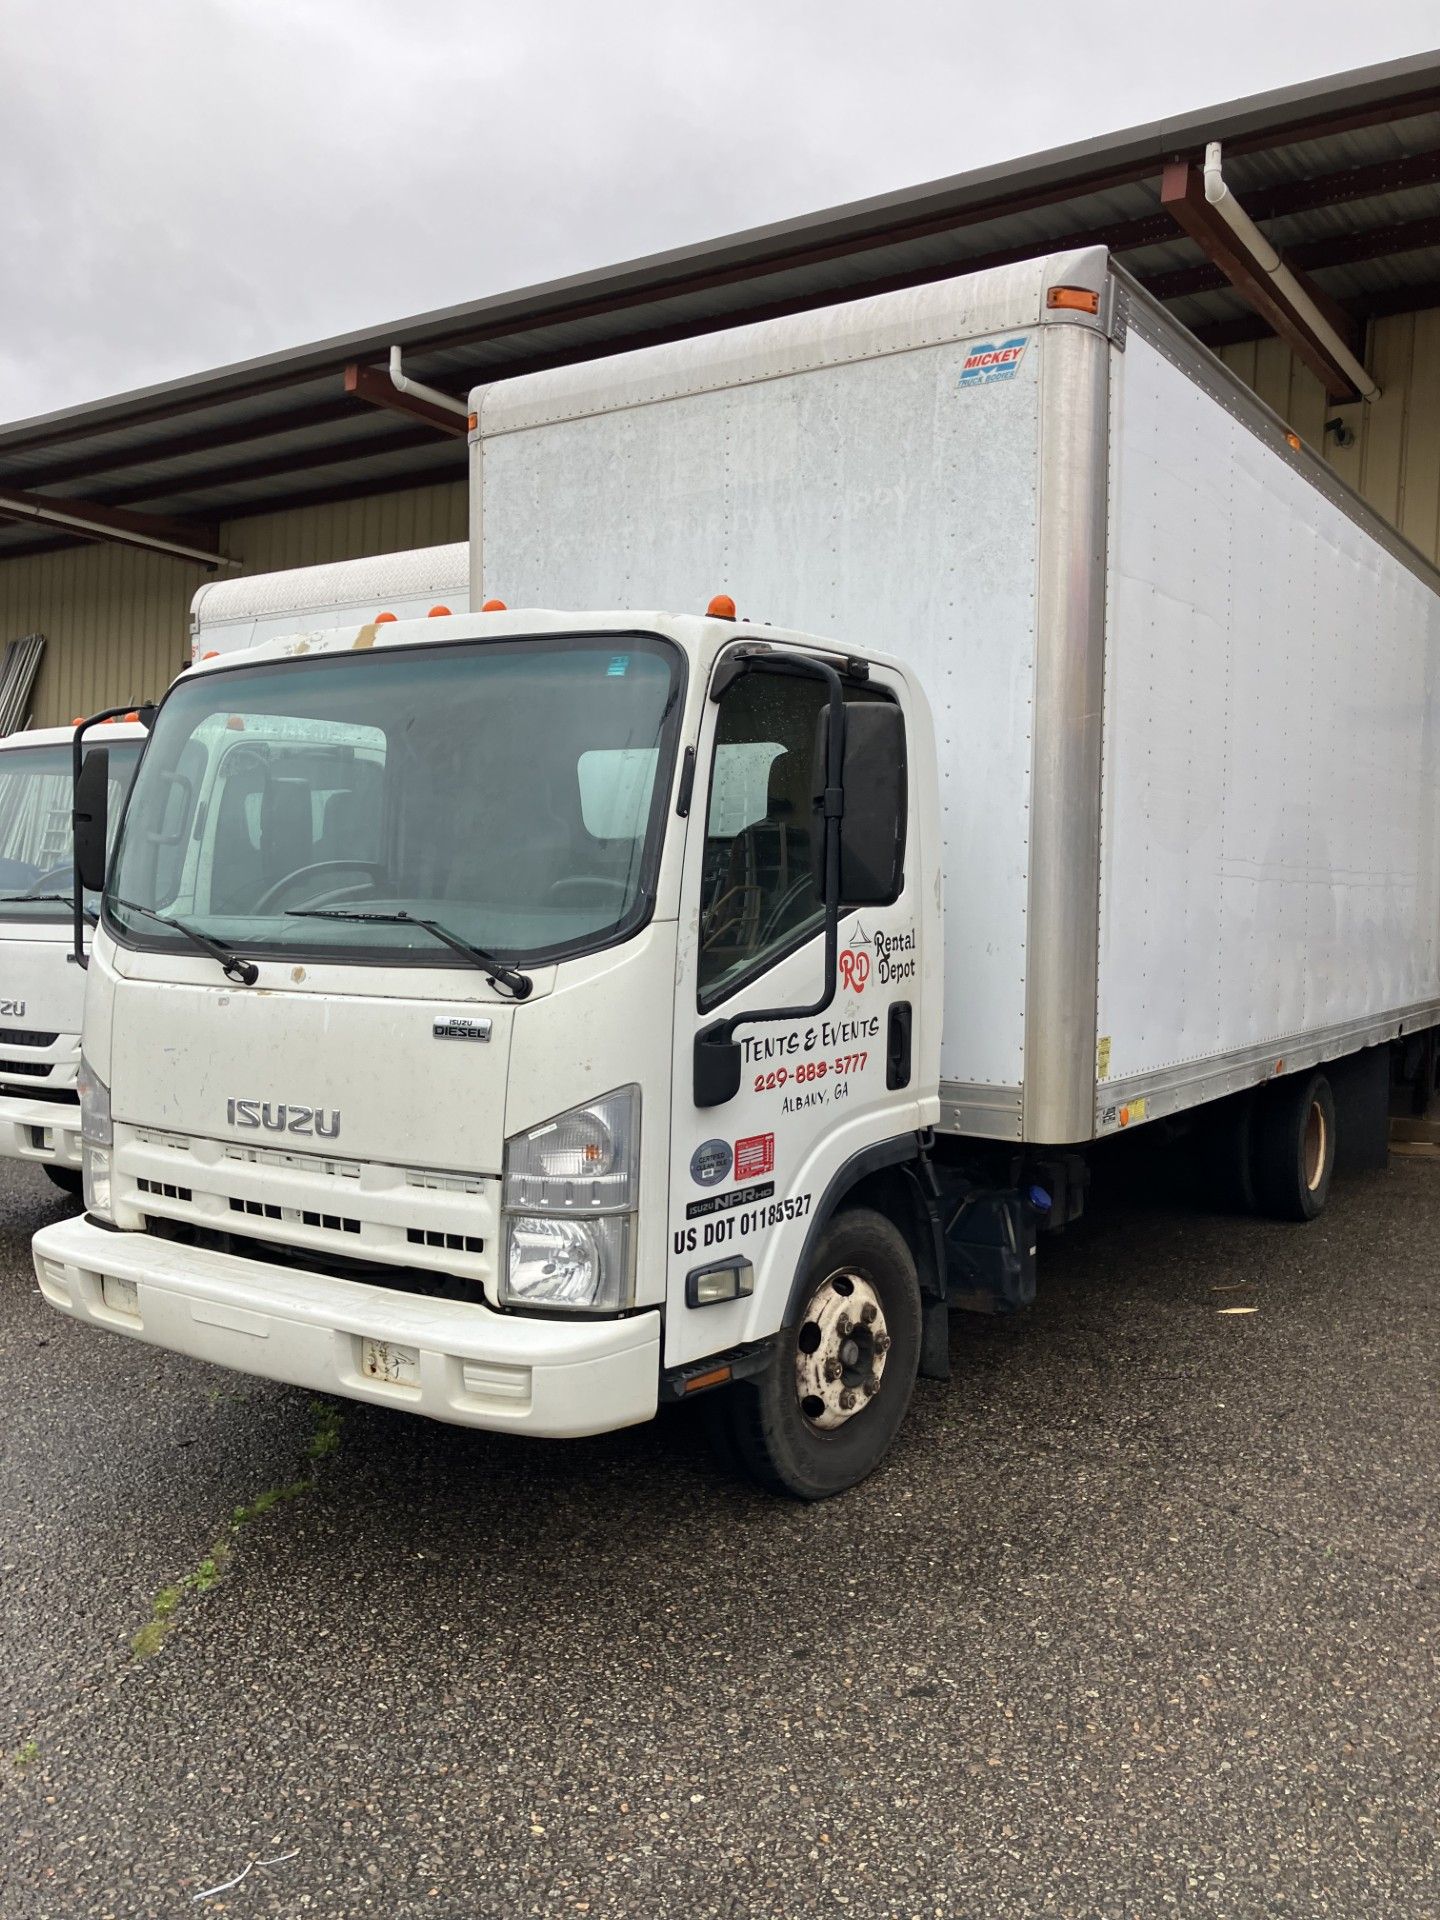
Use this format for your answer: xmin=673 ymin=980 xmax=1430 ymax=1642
xmin=78 ymin=1055 xmax=114 ymax=1222
xmin=503 ymin=1213 xmax=633 ymax=1311
xmin=502 ymin=1084 xmax=639 ymax=1211
xmin=501 ymin=1087 xmax=639 ymax=1311
xmin=78 ymin=1054 xmax=112 ymax=1148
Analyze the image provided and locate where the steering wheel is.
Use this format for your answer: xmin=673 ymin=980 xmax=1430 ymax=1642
xmin=251 ymin=860 xmax=387 ymax=916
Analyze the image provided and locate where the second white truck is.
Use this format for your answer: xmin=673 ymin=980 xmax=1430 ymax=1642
xmin=0 ymin=721 xmax=146 ymax=1190
xmin=33 ymin=247 xmax=1440 ymax=1497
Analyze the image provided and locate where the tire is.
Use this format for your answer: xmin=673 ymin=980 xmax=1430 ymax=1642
xmin=713 ymin=1206 xmax=922 ymax=1500
xmin=1252 ymin=1071 xmax=1336 ymax=1222
xmin=1199 ymin=1091 xmax=1258 ymax=1215
xmin=43 ymin=1165 xmax=83 ymax=1199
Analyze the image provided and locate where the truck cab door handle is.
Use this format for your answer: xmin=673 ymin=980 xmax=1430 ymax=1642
xmin=887 ymin=1001 xmax=913 ymax=1090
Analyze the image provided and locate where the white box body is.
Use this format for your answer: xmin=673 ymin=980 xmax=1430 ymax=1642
xmin=469 ymin=247 xmax=1440 ymax=1143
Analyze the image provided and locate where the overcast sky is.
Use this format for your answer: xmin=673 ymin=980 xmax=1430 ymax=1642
xmin=1 ymin=0 xmax=1436 ymax=425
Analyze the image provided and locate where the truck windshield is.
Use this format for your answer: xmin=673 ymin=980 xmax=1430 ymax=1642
xmin=106 ymin=633 xmax=683 ymax=971
xmin=0 ymin=740 xmax=143 ymax=921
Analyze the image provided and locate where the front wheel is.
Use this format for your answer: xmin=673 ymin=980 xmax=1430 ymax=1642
xmin=713 ymin=1206 xmax=922 ymax=1500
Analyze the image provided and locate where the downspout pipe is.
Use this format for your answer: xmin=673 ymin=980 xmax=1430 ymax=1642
xmin=1202 ymin=142 xmax=1378 ymax=402
xmin=389 ymin=346 xmax=469 ymax=419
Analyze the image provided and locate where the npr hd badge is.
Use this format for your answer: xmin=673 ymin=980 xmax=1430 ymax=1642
xmin=959 ymin=335 xmax=1029 ymax=389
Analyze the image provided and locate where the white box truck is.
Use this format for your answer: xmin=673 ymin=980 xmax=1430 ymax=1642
xmin=34 ymin=248 xmax=1440 ymax=1497
xmin=189 ymin=542 xmax=469 ymax=659
xmin=0 ymin=720 xmax=147 ymax=1190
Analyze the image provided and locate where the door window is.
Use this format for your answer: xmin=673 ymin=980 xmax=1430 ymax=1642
xmin=698 ymin=672 xmax=829 ymax=1006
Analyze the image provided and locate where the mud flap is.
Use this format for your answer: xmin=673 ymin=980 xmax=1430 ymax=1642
xmin=918 ymin=1296 xmax=950 ymax=1381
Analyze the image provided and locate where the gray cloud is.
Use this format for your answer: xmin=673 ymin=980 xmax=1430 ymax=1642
xmin=1 ymin=0 xmax=1435 ymax=423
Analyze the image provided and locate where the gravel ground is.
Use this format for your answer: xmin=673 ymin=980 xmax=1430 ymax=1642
xmin=0 ymin=1146 xmax=1435 ymax=1919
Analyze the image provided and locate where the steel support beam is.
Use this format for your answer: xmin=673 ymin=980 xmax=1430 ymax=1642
xmin=1159 ymin=159 xmax=1368 ymax=401
xmin=0 ymin=485 xmax=233 ymax=569
xmin=343 ymin=363 xmax=468 ymax=438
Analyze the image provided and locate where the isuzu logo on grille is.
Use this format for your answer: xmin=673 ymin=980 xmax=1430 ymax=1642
xmin=226 ymin=1099 xmax=341 ymax=1139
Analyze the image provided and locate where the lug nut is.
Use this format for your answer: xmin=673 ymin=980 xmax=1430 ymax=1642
xmin=861 ymin=1303 xmax=877 ymax=1325
xmin=839 ymin=1389 xmax=856 ymax=1411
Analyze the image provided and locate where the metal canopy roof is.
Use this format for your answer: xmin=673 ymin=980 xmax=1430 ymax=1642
xmin=1 ymin=48 xmax=1437 ymax=564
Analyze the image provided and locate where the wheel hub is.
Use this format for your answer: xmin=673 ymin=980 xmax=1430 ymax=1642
xmin=795 ymin=1270 xmax=890 ymax=1431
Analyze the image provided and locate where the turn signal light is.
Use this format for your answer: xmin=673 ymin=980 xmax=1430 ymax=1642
xmin=1047 ymin=286 xmax=1100 ymax=314
xmin=707 ymin=594 xmax=736 ymax=620
xmin=375 ymin=611 xmax=397 ymax=624
xmin=428 ymin=604 xmax=452 ymax=618
xmin=683 ymin=1365 xmax=734 ymax=1394
xmin=482 ymin=599 xmax=507 ymax=612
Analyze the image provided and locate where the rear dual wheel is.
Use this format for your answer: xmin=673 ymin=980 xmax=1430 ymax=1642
xmin=711 ymin=1206 xmax=922 ymax=1500
xmin=1252 ymin=1070 xmax=1336 ymax=1222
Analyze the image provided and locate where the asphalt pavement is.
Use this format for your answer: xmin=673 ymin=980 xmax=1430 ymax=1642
xmin=1 ymin=1143 xmax=1436 ymax=1919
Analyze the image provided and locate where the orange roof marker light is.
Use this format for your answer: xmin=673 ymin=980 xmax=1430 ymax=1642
xmin=1047 ymin=285 xmax=1100 ymax=314
xmin=482 ymin=599 xmax=507 ymax=613
xmin=707 ymin=594 xmax=736 ymax=621
xmin=428 ymin=604 xmax=452 ymax=618
xmin=374 ymin=611 xmax=398 ymax=624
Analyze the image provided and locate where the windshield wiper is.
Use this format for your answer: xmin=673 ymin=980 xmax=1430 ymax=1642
xmin=285 ymin=907 xmax=533 ymax=999
xmin=110 ymin=897 xmax=259 ymax=986
xmin=0 ymin=891 xmax=94 ymax=921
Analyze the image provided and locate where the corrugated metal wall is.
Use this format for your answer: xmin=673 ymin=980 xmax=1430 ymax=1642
xmin=1220 ymin=309 xmax=1440 ymax=565
xmin=0 ymin=479 xmax=465 ymax=728
xmin=0 ymin=307 xmax=1436 ymax=728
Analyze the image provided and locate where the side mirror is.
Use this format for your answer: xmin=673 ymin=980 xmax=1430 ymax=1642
xmin=815 ymin=702 xmax=907 ymax=906
xmin=74 ymin=747 xmax=110 ymax=895
xmin=694 ymin=1023 xmax=743 ymax=1109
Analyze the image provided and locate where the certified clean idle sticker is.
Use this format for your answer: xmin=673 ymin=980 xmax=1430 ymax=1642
xmin=690 ymin=1138 xmax=733 ymax=1187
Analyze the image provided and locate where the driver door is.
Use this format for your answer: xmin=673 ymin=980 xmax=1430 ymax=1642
xmin=666 ymin=658 xmax=923 ymax=1369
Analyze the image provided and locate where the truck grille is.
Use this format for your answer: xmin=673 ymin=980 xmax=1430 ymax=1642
xmin=119 ymin=1127 xmax=494 ymax=1283
xmin=230 ymin=1196 xmax=364 ymax=1237
xmin=138 ymin=1178 xmax=194 ymax=1202
xmin=0 ymin=1058 xmax=52 ymax=1078
xmin=0 ymin=1028 xmax=58 ymax=1048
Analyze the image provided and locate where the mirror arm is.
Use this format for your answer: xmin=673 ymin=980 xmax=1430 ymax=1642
xmin=71 ymin=702 xmax=153 ymax=969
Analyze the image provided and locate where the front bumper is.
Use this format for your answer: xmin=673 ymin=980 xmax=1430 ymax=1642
xmin=32 ymin=1214 xmax=661 ymax=1438
xmin=0 ymin=1093 xmax=81 ymax=1169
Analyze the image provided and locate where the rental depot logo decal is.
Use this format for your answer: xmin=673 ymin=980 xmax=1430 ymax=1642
xmin=841 ymin=920 xmax=917 ymax=992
